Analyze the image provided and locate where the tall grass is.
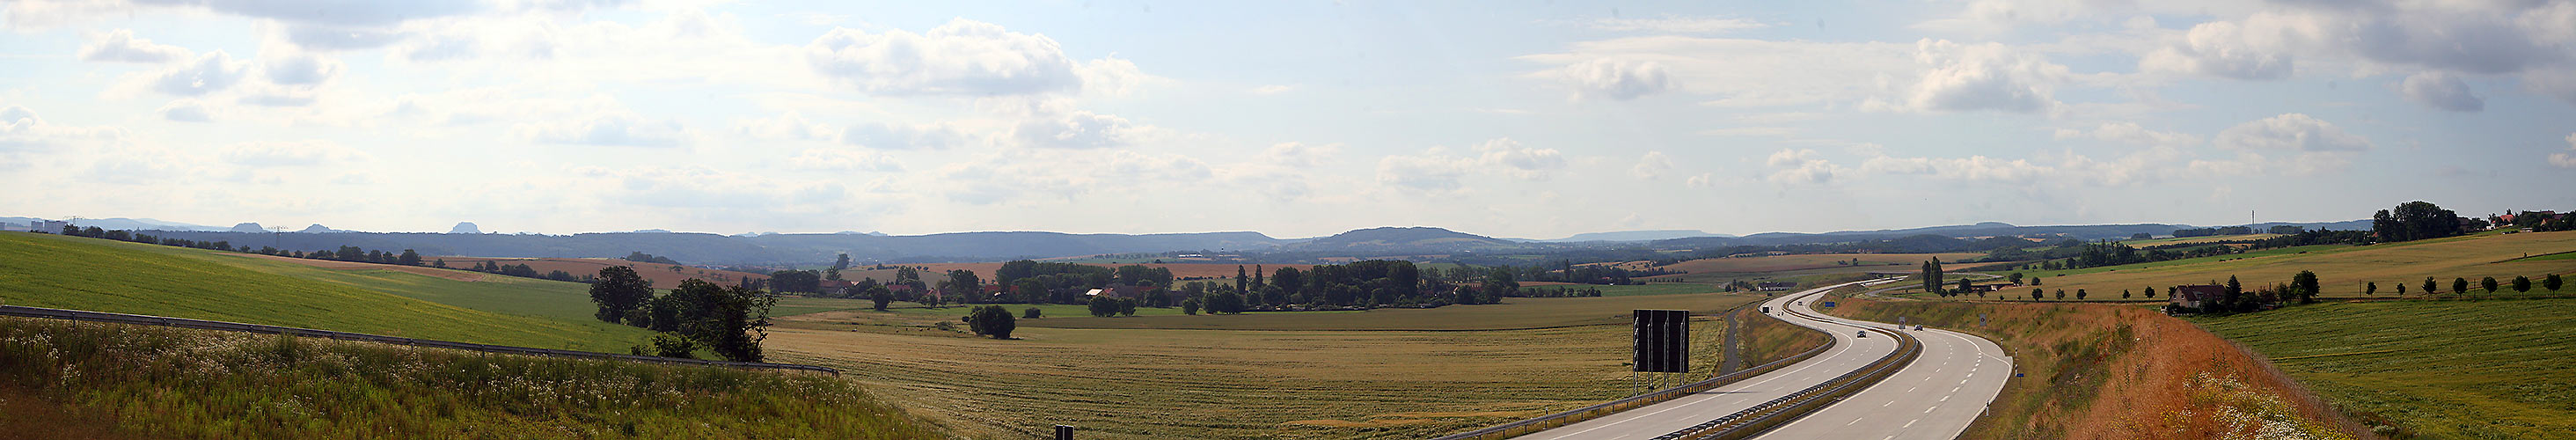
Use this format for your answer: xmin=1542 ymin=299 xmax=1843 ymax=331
xmin=0 ymin=317 xmax=944 ymax=439
xmin=1823 ymin=298 xmax=2365 ymax=440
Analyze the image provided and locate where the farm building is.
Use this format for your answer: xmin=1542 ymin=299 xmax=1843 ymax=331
xmin=30 ymin=219 xmax=68 ymax=233
xmin=2169 ymin=284 xmax=2225 ymax=311
xmin=817 ymin=280 xmax=853 ymax=297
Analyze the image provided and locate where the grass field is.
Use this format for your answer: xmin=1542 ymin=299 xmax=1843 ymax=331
xmin=0 ymin=316 xmax=943 ymax=440
xmin=2191 ymin=298 xmax=2576 ymax=439
xmin=0 ymin=232 xmax=650 ymax=352
xmin=766 ymin=292 xmax=1780 ymax=439
xmin=1819 ymin=297 xmax=2362 ymax=440
xmin=1974 ymin=231 xmax=2576 ymax=300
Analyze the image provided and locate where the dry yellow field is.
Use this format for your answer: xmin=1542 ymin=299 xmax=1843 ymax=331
xmin=765 ymin=293 xmax=1782 ymax=439
xmin=2031 ymin=231 xmax=2576 ymax=298
xmin=1632 ymin=253 xmax=1987 ymax=276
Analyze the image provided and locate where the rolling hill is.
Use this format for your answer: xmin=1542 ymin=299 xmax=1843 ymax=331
xmin=0 ymin=231 xmax=650 ymax=351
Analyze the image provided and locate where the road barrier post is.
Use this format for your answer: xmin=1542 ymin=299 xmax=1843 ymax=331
xmin=1052 ymin=424 xmax=1073 ymax=440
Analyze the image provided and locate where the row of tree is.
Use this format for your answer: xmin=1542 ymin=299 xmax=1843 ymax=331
xmin=2367 ymin=275 xmax=2566 ymax=297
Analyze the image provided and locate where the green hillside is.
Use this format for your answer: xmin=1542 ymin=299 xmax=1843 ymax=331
xmin=0 ymin=232 xmax=648 ymax=351
xmin=2192 ymin=298 xmax=2576 ymax=439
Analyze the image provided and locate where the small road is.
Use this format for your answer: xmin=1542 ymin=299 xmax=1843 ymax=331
xmin=1508 ymin=280 xmax=2009 ymax=440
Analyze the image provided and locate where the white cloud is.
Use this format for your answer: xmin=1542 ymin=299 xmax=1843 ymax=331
xmin=143 ymin=51 xmax=252 ymax=96
xmin=1013 ymin=111 xmax=1147 ymax=149
xmin=803 ymin=18 xmax=1085 ymax=96
xmin=1548 ymin=58 xmax=1678 ymax=100
xmin=731 ymin=112 xmax=835 ymax=142
xmin=281 ymin=24 xmax=412 ymax=51
xmin=138 ymin=0 xmax=486 ymax=26
xmin=1685 ymin=172 xmax=1716 ymax=188
xmin=1520 ymin=38 xmax=1913 ymax=108
xmin=514 ymin=112 xmax=691 ymax=147
xmin=0 ymin=105 xmax=124 ymax=151
xmin=80 ymin=29 xmax=192 ymax=63
xmin=259 ymin=50 xmax=343 ymax=85
xmin=1475 ymin=137 xmax=1567 ymax=180
xmin=157 ymin=99 xmax=213 ymax=122
xmin=1582 ymin=15 xmax=1777 ymax=33
xmin=1762 ymin=148 xmax=1844 ymax=186
xmin=2215 ymin=114 xmax=2371 ymax=152
xmin=932 ymin=150 xmax=1210 ymax=204
xmin=787 ymin=149 xmax=902 ymax=172
xmin=1634 ymin=150 xmax=1673 ymax=180
xmin=2139 ymin=19 xmax=2295 ymax=80
xmin=843 ymin=121 xmax=978 ymax=150
xmin=2053 ymin=121 xmax=2200 ymax=148
xmin=1892 ymin=39 xmax=2067 ymax=113
xmin=2397 ymin=71 xmax=2484 ymax=112
xmin=1258 ymin=142 xmax=1342 ymax=168
xmin=2552 ymin=133 xmax=2576 ymax=169
xmin=218 ymin=140 xmax=365 ymax=166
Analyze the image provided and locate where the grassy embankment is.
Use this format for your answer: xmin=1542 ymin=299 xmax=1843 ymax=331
xmin=767 ymin=292 xmax=1783 ymax=439
xmin=1978 ymin=231 xmax=2576 ymax=300
xmin=0 ymin=317 xmax=943 ymax=440
xmin=0 ymin=232 xmax=648 ymax=351
xmin=1820 ymin=297 xmax=2365 ymax=440
xmin=2192 ymin=298 xmax=2576 ymax=439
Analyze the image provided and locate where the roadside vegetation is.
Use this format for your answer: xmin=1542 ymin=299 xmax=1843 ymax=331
xmin=1819 ymin=297 xmax=2364 ymax=440
xmin=2192 ymin=298 xmax=2576 ymax=439
xmin=0 ymin=317 xmax=940 ymax=440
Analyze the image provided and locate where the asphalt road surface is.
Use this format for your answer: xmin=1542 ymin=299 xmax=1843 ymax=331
xmin=1510 ymin=279 xmax=2008 ymax=440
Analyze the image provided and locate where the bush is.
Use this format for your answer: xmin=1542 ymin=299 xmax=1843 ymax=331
xmin=963 ymin=305 xmax=1015 ymax=339
xmin=1023 ymin=307 xmax=1043 ymax=319
xmin=648 ymin=332 xmax=699 ymax=359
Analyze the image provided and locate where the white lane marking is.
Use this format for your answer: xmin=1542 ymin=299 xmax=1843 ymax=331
xmin=1847 ymin=418 xmax=1862 ymax=426
xmin=1905 ymin=419 xmax=1918 ymax=428
xmin=1923 ymin=407 xmax=1935 ymax=414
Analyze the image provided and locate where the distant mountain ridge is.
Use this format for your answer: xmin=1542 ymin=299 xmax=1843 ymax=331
xmin=1289 ymin=226 xmax=1517 ymax=251
xmin=1537 ymin=230 xmax=1733 ymax=243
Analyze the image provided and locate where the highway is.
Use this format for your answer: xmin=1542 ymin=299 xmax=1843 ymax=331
xmin=1508 ymin=280 xmax=2009 ymax=440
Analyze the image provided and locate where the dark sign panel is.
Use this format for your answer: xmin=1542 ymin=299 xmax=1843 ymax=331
xmin=1632 ymin=309 xmax=1689 ymax=373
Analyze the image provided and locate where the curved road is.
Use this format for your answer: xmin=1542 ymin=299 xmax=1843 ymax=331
xmin=1510 ymin=280 xmax=2009 ymax=440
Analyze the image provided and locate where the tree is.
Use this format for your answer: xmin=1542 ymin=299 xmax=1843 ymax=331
xmin=1235 ymin=265 xmax=1248 ymax=293
xmin=2513 ymin=275 xmax=2532 ymax=293
xmin=2055 ymin=290 xmax=2066 ymax=300
xmin=2291 ymin=270 xmax=2321 ymax=304
xmin=2548 ymin=274 xmax=2565 ymax=292
xmin=2366 ymin=282 xmax=2378 ymax=296
xmin=2031 ymin=276 xmax=2042 ymax=286
xmin=769 ymin=269 xmax=823 ymax=294
xmin=589 ymin=267 xmax=655 ymax=325
xmin=962 ymin=305 xmax=1015 ymax=339
xmin=2144 ymin=285 xmax=2156 ymax=298
xmin=1272 ymin=267 xmax=1304 ymax=293
xmin=645 ymin=333 xmax=699 ymax=359
xmin=2009 ymin=273 xmax=2024 ymax=283
xmin=1956 ymin=278 xmax=1972 ymax=296
xmin=397 ymin=249 xmax=422 ymax=266
xmin=2031 ymin=289 xmax=2043 ymax=301
xmin=2423 ymin=277 xmax=2438 ymax=296
xmin=831 ymin=253 xmax=852 ymax=272
xmin=2075 ymin=289 xmax=2088 ymax=300
xmin=946 ymin=269 xmax=984 ymax=301
xmin=1024 ymin=307 xmax=1043 ymax=319
xmin=1088 ymin=295 xmax=1120 ymax=317
xmin=2374 ymin=202 xmax=2464 ymax=242
xmin=2123 ymin=290 xmax=2132 ymax=299
xmin=2482 ymin=276 xmax=2499 ymax=294
xmin=867 ymin=286 xmax=893 ymax=311
xmin=1181 ymin=297 xmax=1201 ymax=315
xmin=1118 ymin=297 xmax=1138 ymax=316
xmin=1012 ymin=279 xmax=1048 ymax=304
xmin=2453 ymin=277 xmax=2469 ymax=295
xmin=700 ymin=282 xmax=776 ymax=362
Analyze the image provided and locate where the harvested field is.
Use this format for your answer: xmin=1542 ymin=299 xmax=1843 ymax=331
xmin=2004 ymin=231 xmax=2576 ymax=299
xmin=1635 ymin=253 xmax=1987 ymax=275
xmin=838 ymin=262 xmax=1314 ymax=284
xmin=430 ymin=256 xmax=769 ymax=288
xmin=766 ymin=293 xmax=1789 ymax=440
xmin=2193 ymin=298 xmax=2576 ymax=439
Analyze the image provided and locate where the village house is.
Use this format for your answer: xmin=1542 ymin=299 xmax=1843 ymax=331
xmin=2169 ymin=284 xmax=2225 ymax=312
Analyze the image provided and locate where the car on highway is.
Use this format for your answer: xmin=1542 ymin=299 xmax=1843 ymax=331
xmin=1856 ymin=331 xmax=1867 ymax=338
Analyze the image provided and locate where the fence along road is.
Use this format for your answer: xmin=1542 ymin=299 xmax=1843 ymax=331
xmin=0 ymin=304 xmax=839 ymax=375
xmin=1508 ymin=281 xmax=1906 ymax=440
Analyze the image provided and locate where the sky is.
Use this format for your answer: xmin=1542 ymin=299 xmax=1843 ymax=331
xmin=2 ymin=0 xmax=2572 ymax=239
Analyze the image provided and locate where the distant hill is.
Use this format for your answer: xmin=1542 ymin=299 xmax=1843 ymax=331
xmin=1539 ymin=230 xmax=1733 ymax=243
xmin=1287 ymin=227 xmax=1517 ymax=251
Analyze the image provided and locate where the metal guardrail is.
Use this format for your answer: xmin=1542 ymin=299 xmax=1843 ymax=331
xmin=1429 ymin=296 xmax=1840 ymax=440
xmin=1649 ymin=308 xmax=1922 ymax=440
xmin=0 ymin=304 xmax=839 ymax=375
